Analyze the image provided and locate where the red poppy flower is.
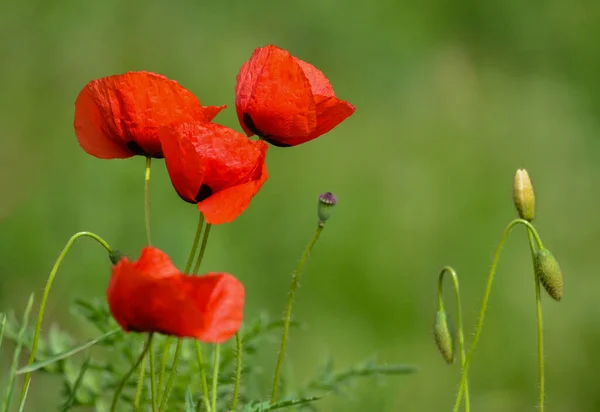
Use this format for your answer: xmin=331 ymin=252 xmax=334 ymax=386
xmin=160 ymin=121 xmax=268 ymax=224
xmin=235 ymin=45 xmax=356 ymax=147
xmin=107 ymin=247 xmax=244 ymax=343
xmin=74 ymin=71 xmax=225 ymax=159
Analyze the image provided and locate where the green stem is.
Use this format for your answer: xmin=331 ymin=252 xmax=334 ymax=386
xmin=192 ymin=223 xmax=212 ymax=275
xmin=20 ymin=232 xmax=111 ymax=404
xmin=527 ymin=229 xmax=545 ymax=412
xmin=160 ymin=218 xmax=212 ymax=411
xmin=271 ymin=225 xmax=324 ymax=403
xmin=157 ymin=213 xmax=204 ymax=406
xmin=438 ymin=267 xmax=469 ymax=412
xmin=134 ymin=156 xmax=155 ymax=409
xmin=144 ymin=156 xmax=152 ymax=246
xmin=231 ymin=332 xmax=243 ymax=411
xmin=211 ymin=344 xmax=221 ymax=412
xmin=149 ymin=342 xmax=158 ymax=412
xmin=111 ymin=334 xmax=154 ymax=412
xmin=453 ymin=219 xmax=543 ymax=411
xmin=133 ymin=355 xmax=146 ymax=409
xmin=195 ymin=342 xmax=212 ymax=412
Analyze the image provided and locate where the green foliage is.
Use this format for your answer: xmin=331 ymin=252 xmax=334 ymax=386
xmin=1 ymin=297 xmax=414 ymax=411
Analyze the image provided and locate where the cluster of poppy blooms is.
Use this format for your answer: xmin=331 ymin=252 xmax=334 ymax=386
xmin=73 ymin=45 xmax=355 ymax=343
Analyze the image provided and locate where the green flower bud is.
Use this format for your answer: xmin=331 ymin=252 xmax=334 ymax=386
xmin=109 ymin=249 xmax=129 ymax=265
xmin=535 ymin=248 xmax=563 ymax=301
xmin=513 ymin=169 xmax=535 ymax=221
xmin=434 ymin=310 xmax=455 ymax=364
xmin=318 ymin=192 xmax=337 ymax=226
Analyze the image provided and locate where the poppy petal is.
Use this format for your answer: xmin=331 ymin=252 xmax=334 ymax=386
xmin=293 ymin=58 xmax=335 ymax=97
xmin=235 ymin=45 xmax=316 ymax=139
xmin=197 ymin=162 xmax=268 ymax=224
xmin=107 ymin=247 xmax=244 ymax=342
xmin=74 ymin=71 xmax=225 ymax=159
xmin=159 ymin=123 xmax=207 ymax=203
xmin=308 ymin=96 xmax=356 ymax=141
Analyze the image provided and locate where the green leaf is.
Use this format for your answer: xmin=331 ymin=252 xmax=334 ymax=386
xmin=16 ymin=328 xmax=121 ymax=375
xmin=241 ymin=396 xmax=323 ymax=412
xmin=1 ymin=293 xmax=35 ymax=412
xmin=184 ymin=387 xmax=195 ymax=412
xmin=60 ymin=353 xmax=92 ymax=411
xmin=0 ymin=313 xmax=6 ymax=354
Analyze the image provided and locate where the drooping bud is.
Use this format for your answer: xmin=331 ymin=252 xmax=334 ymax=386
xmin=433 ymin=310 xmax=455 ymax=364
xmin=318 ymin=192 xmax=337 ymax=226
xmin=109 ymin=249 xmax=129 ymax=265
xmin=535 ymin=248 xmax=564 ymax=301
xmin=512 ymin=169 xmax=535 ymax=221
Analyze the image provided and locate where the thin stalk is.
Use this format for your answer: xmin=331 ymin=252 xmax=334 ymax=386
xmin=149 ymin=343 xmax=158 ymax=412
xmin=271 ymin=225 xmax=324 ymax=403
xmin=211 ymin=345 xmax=221 ymax=412
xmin=438 ymin=267 xmax=469 ymax=412
xmin=527 ymin=229 xmax=545 ymax=411
xmin=110 ymin=334 xmax=154 ymax=412
xmin=134 ymin=156 xmax=155 ymax=409
xmin=20 ymin=232 xmax=111 ymax=403
xmin=144 ymin=156 xmax=152 ymax=246
xmin=453 ymin=219 xmax=543 ymax=411
xmin=231 ymin=332 xmax=243 ymax=411
xmin=161 ymin=218 xmax=212 ymax=411
xmin=195 ymin=342 xmax=211 ymax=412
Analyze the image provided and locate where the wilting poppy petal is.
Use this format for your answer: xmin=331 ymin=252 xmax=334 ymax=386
xmin=160 ymin=121 xmax=268 ymax=224
xmin=235 ymin=45 xmax=355 ymax=147
xmin=74 ymin=71 xmax=225 ymax=159
xmin=107 ymin=247 xmax=244 ymax=342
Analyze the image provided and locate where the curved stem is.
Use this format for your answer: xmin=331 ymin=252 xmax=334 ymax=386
xmin=231 ymin=332 xmax=243 ymax=411
xmin=438 ymin=267 xmax=470 ymax=412
xmin=453 ymin=219 xmax=543 ymax=411
xmin=271 ymin=225 xmax=324 ymax=403
xmin=211 ymin=344 xmax=221 ymax=412
xmin=144 ymin=156 xmax=152 ymax=246
xmin=110 ymin=334 xmax=154 ymax=412
xmin=161 ymin=217 xmax=212 ymax=411
xmin=20 ymin=232 xmax=111 ymax=403
xmin=157 ymin=213 xmax=204 ymax=406
xmin=527 ymin=229 xmax=545 ymax=411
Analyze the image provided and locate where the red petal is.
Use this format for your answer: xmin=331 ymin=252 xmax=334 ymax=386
xmin=198 ymin=161 xmax=268 ymax=224
xmin=235 ymin=45 xmax=316 ymax=140
xmin=294 ymin=57 xmax=335 ymax=97
xmin=308 ymin=96 xmax=356 ymax=141
xmin=160 ymin=123 xmax=207 ymax=202
xmin=107 ymin=247 xmax=244 ymax=342
xmin=74 ymin=71 xmax=225 ymax=159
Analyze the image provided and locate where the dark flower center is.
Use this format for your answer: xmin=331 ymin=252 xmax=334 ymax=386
xmin=195 ymin=184 xmax=213 ymax=202
xmin=126 ymin=141 xmax=164 ymax=159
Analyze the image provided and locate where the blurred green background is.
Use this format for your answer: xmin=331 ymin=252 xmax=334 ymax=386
xmin=1 ymin=0 xmax=600 ymax=410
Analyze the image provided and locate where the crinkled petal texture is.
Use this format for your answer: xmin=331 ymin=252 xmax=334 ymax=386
xmin=74 ymin=71 xmax=225 ymax=159
xmin=235 ymin=45 xmax=355 ymax=147
xmin=160 ymin=121 xmax=269 ymax=224
xmin=107 ymin=247 xmax=244 ymax=343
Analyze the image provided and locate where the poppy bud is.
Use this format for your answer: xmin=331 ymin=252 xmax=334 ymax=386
xmin=433 ymin=310 xmax=455 ymax=364
xmin=512 ymin=169 xmax=535 ymax=221
xmin=109 ymin=250 xmax=128 ymax=265
xmin=535 ymin=248 xmax=563 ymax=301
xmin=318 ymin=192 xmax=337 ymax=226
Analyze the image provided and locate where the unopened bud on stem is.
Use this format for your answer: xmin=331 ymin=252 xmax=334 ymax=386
xmin=318 ymin=192 xmax=337 ymax=226
xmin=434 ymin=310 xmax=455 ymax=364
xmin=535 ymin=248 xmax=564 ymax=301
xmin=109 ymin=249 xmax=128 ymax=265
xmin=513 ymin=169 xmax=535 ymax=221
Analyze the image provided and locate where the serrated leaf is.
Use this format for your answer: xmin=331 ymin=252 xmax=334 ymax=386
xmin=60 ymin=353 xmax=92 ymax=411
xmin=241 ymin=396 xmax=323 ymax=412
xmin=16 ymin=328 xmax=121 ymax=375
